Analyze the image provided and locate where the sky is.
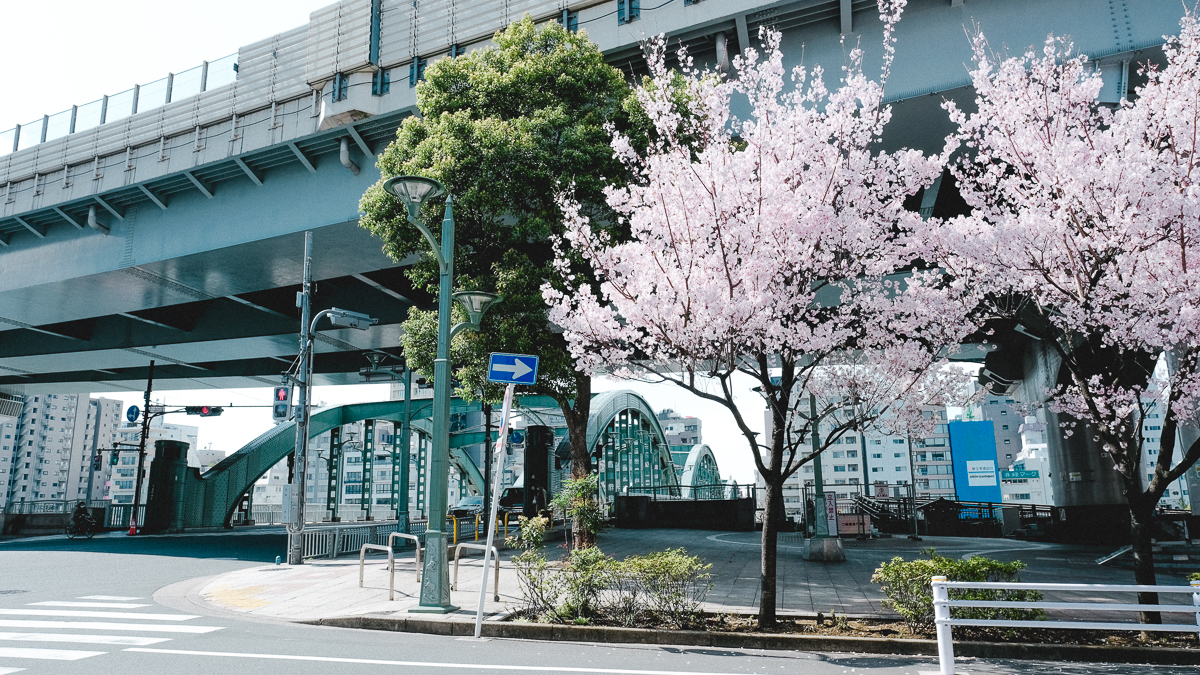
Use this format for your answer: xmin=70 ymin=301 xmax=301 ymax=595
xmin=6 ymin=1 xmax=770 ymax=483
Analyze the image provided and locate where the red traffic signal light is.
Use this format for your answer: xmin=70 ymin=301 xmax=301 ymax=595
xmin=185 ymin=406 xmax=224 ymax=417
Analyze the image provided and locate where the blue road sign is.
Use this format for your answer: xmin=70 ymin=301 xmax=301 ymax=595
xmin=487 ymin=353 xmax=539 ymax=385
xmin=126 ymin=405 xmax=140 ymax=424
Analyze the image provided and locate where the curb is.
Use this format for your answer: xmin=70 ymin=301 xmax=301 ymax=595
xmin=305 ymin=615 xmax=1200 ymax=666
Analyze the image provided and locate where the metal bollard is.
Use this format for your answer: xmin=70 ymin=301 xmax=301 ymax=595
xmin=1192 ymin=580 xmax=1200 ymax=640
xmin=932 ymin=576 xmax=955 ymax=675
xmin=452 ymin=517 xmax=459 ymax=545
xmin=475 ymin=514 xmax=481 ymax=541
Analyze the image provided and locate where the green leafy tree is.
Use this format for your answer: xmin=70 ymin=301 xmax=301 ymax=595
xmin=359 ymin=17 xmax=633 ymax=541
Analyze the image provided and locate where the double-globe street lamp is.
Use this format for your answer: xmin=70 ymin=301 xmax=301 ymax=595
xmin=383 ymin=175 xmax=500 ymax=612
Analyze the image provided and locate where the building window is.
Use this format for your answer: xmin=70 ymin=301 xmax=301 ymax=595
xmin=847 ymin=464 xmax=858 ymax=471
xmin=872 ymin=453 xmax=882 ymax=459
xmin=1004 ymin=439 xmax=1011 ymax=444
xmin=893 ymin=439 xmax=904 ymax=444
xmin=894 ymin=452 xmax=903 ymax=458
xmin=896 ymin=467 xmax=904 ymax=472
xmin=833 ymin=466 xmax=846 ymax=472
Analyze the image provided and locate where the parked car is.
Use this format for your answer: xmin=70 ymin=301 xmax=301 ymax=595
xmin=450 ymin=495 xmax=484 ymax=518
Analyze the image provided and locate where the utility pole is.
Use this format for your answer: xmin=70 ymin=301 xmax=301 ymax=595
xmin=287 ymin=232 xmax=314 ymax=565
xmin=129 ymin=360 xmax=155 ymax=535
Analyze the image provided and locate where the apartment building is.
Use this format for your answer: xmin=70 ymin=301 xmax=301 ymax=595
xmin=2 ymin=393 xmax=122 ymax=509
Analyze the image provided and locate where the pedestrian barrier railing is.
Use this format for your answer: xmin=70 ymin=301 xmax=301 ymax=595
xmin=389 ymin=532 xmax=422 ymax=582
xmin=931 ymin=576 xmax=1200 ymax=675
xmin=451 ymin=543 xmax=500 ymax=602
xmin=359 ymin=544 xmax=396 ymax=601
xmin=299 ymin=521 xmax=400 ymax=560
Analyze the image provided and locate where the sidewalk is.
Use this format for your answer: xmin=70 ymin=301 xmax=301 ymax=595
xmin=189 ymin=528 xmax=1180 ymax=623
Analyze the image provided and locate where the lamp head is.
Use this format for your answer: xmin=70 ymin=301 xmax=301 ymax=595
xmin=452 ymin=291 xmax=501 ymax=325
xmin=382 ymin=175 xmax=446 ymax=220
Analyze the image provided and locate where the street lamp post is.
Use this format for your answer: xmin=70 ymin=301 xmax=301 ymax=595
xmin=382 ymin=175 xmax=500 ymax=613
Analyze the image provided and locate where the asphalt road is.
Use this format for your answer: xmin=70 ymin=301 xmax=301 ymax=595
xmin=0 ymin=529 xmax=1193 ymax=675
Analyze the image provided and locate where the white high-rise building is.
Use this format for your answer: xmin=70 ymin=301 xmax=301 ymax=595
xmin=2 ymin=393 xmax=122 ymax=509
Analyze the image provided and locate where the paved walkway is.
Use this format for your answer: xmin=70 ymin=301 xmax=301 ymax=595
xmin=187 ymin=528 xmax=1194 ymax=624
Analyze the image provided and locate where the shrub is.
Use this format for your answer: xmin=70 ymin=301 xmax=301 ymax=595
xmin=623 ymin=549 xmax=713 ymax=628
xmin=551 ymin=474 xmax=607 ymax=545
xmin=871 ymin=548 xmax=1044 ymax=632
xmin=559 ymin=545 xmax=614 ymax=619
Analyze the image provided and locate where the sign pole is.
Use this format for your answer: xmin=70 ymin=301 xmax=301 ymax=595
xmin=474 ymin=382 xmax=515 ymax=638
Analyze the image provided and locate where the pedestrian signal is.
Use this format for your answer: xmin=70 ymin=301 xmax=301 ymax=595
xmin=272 ymin=386 xmax=293 ymax=422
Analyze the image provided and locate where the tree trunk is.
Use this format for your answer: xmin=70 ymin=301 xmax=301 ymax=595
xmin=561 ymin=375 xmax=593 ymax=549
xmin=758 ymin=476 xmax=783 ymax=628
xmin=1130 ymin=497 xmax=1161 ymax=626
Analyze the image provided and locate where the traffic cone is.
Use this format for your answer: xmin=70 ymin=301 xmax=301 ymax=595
xmin=127 ymin=518 xmax=137 ymax=536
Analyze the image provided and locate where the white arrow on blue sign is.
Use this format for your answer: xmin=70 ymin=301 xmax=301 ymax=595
xmin=126 ymin=406 xmax=140 ymax=424
xmin=487 ymin=353 xmax=539 ymax=385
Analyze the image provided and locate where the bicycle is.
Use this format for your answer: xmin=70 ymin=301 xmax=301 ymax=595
xmin=65 ymin=518 xmax=96 ymax=539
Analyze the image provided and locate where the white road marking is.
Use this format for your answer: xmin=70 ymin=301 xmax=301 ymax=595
xmin=0 ymin=647 xmax=104 ymax=660
xmin=28 ymin=602 xmax=150 ymax=609
xmin=0 ymin=632 xmax=170 ymax=646
xmin=0 ymin=621 xmax=221 ymax=634
xmin=0 ymin=667 xmax=24 ymax=674
xmin=124 ymin=648 xmax=763 ymax=675
xmin=77 ymin=596 xmax=143 ymax=601
xmin=0 ymin=610 xmax=196 ymax=621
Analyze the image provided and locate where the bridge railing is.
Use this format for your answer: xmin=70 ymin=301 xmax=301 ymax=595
xmin=0 ymin=54 xmax=237 ymax=157
xmin=626 ymin=484 xmax=754 ymax=501
xmin=4 ymin=499 xmax=108 ymax=515
xmin=104 ymin=504 xmax=146 ymax=529
xmin=300 ymin=521 xmax=402 ymax=560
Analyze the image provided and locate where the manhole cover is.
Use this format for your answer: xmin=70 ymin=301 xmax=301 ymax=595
xmin=0 ymin=590 xmax=29 ymax=595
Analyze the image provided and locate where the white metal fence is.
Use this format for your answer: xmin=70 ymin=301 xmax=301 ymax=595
xmin=931 ymin=576 xmax=1200 ymax=675
xmin=300 ymin=521 xmax=402 ymax=560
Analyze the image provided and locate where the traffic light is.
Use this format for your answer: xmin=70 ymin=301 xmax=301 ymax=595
xmin=110 ymin=450 xmax=119 ymax=466
xmin=185 ymin=405 xmax=224 ymax=417
xmin=92 ymin=454 xmax=103 ymax=471
xmin=272 ymin=386 xmax=293 ymax=422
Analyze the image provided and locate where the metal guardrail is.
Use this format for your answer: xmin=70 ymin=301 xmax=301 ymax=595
xmin=299 ymin=521 xmax=400 ymax=560
xmin=931 ymin=576 xmax=1200 ymax=675
xmin=389 ymin=533 xmax=422 ymax=582
xmin=359 ymin=544 xmax=396 ymax=600
xmin=452 ymin=543 xmax=501 ymax=602
xmin=104 ymin=504 xmax=146 ymax=529
xmin=5 ymin=499 xmax=108 ymax=515
xmin=626 ymin=484 xmax=754 ymax=501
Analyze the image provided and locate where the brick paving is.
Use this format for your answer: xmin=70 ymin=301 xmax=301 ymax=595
xmin=192 ymin=527 xmax=1195 ymax=623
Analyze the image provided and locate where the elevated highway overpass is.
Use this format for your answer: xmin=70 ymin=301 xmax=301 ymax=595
xmin=0 ymin=0 xmax=1186 ymax=393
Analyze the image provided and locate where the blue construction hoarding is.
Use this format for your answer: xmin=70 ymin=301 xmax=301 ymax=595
xmin=948 ymin=420 xmax=1002 ymax=503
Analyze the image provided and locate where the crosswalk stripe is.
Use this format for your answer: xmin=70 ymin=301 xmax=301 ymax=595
xmin=77 ymin=596 xmax=143 ymax=601
xmin=0 ymin=667 xmax=25 ymax=674
xmin=0 ymin=610 xmax=196 ymax=621
xmin=29 ymin=602 xmax=149 ymax=609
xmin=0 ymin=621 xmax=222 ymax=634
xmin=0 ymin=632 xmax=170 ymax=646
xmin=0 ymin=647 xmax=104 ymax=660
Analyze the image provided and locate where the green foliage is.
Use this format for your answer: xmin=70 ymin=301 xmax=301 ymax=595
xmin=560 ymin=546 xmax=615 ymax=619
xmin=359 ymin=16 xmax=633 ymax=411
xmin=505 ymin=515 xmax=549 ymax=552
xmin=508 ymin=546 xmax=711 ymax=628
xmin=870 ymin=549 xmax=1045 ymax=632
xmin=1190 ymin=572 xmax=1200 ymax=582
xmin=550 ymin=473 xmax=607 ymax=541
xmin=617 ymin=548 xmax=713 ymax=628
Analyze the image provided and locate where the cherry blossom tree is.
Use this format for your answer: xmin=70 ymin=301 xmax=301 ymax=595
xmin=933 ymin=13 xmax=1200 ymax=622
xmin=544 ymin=0 xmax=970 ymax=627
